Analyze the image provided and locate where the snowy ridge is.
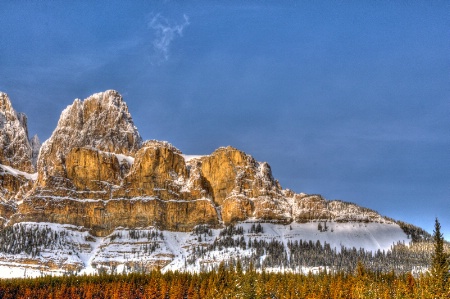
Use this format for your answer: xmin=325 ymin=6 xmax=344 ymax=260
xmin=182 ymin=154 xmax=206 ymax=162
xmin=114 ymin=153 xmax=135 ymax=166
xmin=0 ymin=164 xmax=37 ymax=181
xmin=96 ymin=149 xmax=135 ymax=167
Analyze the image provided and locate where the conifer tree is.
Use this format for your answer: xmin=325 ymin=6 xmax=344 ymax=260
xmin=430 ymin=217 xmax=449 ymax=296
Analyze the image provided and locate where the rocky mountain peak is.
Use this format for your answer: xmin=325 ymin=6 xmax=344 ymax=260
xmin=0 ymin=92 xmax=34 ymax=173
xmin=37 ymin=90 xmax=143 ymax=185
xmin=0 ymin=89 xmax=430 ymax=277
xmin=141 ymin=140 xmax=183 ymax=154
xmin=0 ymin=92 xmax=14 ymax=115
xmin=2 ymin=90 xmax=401 ymax=235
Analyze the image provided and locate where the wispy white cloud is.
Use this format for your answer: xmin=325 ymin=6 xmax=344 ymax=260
xmin=148 ymin=13 xmax=190 ymax=62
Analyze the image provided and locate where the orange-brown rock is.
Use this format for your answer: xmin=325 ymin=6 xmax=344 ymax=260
xmin=221 ymin=195 xmax=253 ymax=223
xmin=0 ymin=201 xmax=16 ymax=226
xmin=200 ymin=146 xmax=291 ymax=223
xmin=200 ymin=147 xmax=248 ymax=206
xmin=121 ymin=140 xmax=189 ymax=199
xmin=1 ymin=89 xmax=391 ymax=238
xmin=15 ymin=196 xmax=219 ymax=236
xmin=66 ymin=147 xmax=122 ymax=193
xmin=201 ymin=147 xmax=280 ymax=205
xmin=37 ymin=90 xmax=142 ymax=187
xmin=0 ymin=171 xmax=34 ymax=201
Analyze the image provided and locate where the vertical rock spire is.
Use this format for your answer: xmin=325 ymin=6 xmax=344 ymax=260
xmin=0 ymin=92 xmax=34 ymax=173
xmin=37 ymin=90 xmax=143 ymax=185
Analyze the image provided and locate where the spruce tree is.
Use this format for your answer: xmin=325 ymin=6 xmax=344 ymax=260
xmin=430 ymin=218 xmax=449 ymax=296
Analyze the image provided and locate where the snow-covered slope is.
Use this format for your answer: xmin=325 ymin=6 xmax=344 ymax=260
xmin=0 ymin=90 xmax=433 ymax=278
xmin=0 ymin=221 xmax=415 ymax=278
xmin=0 ymin=164 xmax=38 ymax=181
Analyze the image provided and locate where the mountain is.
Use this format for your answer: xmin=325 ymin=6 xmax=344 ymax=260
xmin=0 ymin=93 xmax=37 ymax=226
xmin=0 ymin=93 xmax=34 ymax=173
xmin=0 ymin=90 xmax=432 ymax=277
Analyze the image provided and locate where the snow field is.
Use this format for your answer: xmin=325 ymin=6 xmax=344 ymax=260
xmin=0 ymin=221 xmax=409 ymax=278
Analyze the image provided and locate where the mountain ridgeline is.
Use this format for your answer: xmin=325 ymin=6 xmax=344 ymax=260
xmin=0 ymin=90 xmax=432 ymax=276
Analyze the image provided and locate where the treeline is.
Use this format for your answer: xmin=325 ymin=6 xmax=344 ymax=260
xmin=0 ymin=225 xmax=69 ymax=257
xmin=0 ymin=223 xmax=437 ymax=275
xmin=395 ymin=220 xmax=432 ymax=242
xmin=0 ymin=265 xmax=448 ymax=299
xmin=189 ymin=224 xmax=432 ymax=274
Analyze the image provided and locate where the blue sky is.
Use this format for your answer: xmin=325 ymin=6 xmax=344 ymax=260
xmin=1 ymin=1 xmax=449 ymax=237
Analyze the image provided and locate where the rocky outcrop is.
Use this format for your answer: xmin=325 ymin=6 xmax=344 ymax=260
xmin=36 ymin=90 xmax=142 ymax=187
xmin=200 ymin=146 xmax=291 ymax=223
xmin=0 ymin=93 xmax=34 ymax=173
xmin=289 ymin=192 xmax=386 ymax=223
xmin=16 ymin=197 xmax=219 ymax=236
xmin=0 ymin=201 xmax=16 ymax=226
xmin=0 ymin=89 xmax=390 ymax=237
xmin=0 ymin=93 xmax=36 ymax=211
xmin=65 ymin=147 xmax=122 ymax=193
xmin=0 ymin=167 xmax=35 ymax=201
xmin=221 ymin=195 xmax=253 ymax=223
xmin=201 ymin=147 xmax=283 ymax=202
xmin=121 ymin=140 xmax=189 ymax=199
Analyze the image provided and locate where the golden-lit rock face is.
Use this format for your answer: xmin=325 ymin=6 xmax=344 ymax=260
xmin=201 ymin=146 xmax=291 ymax=223
xmin=16 ymin=141 xmax=295 ymax=235
xmin=122 ymin=141 xmax=189 ymax=199
xmin=16 ymin=197 xmax=219 ymax=236
xmin=0 ymin=171 xmax=33 ymax=201
xmin=2 ymin=89 xmax=386 ymax=237
xmin=201 ymin=147 xmax=248 ymax=206
xmin=0 ymin=200 xmax=17 ymax=226
xmin=201 ymin=146 xmax=279 ymax=204
xmin=36 ymin=90 xmax=142 ymax=187
xmin=17 ymin=142 xmax=294 ymax=235
xmin=66 ymin=147 xmax=122 ymax=192
xmin=221 ymin=195 xmax=253 ymax=224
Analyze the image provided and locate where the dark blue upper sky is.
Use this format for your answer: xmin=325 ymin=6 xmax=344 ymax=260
xmin=1 ymin=1 xmax=449 ymax=237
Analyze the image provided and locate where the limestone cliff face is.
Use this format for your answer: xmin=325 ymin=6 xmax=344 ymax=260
xmin=200 ymin=146 xmax=291 ymax=223
xmin=37 ymin=90 xmax=142 ymax=187
xmin=16 ymin=197 xmax=219 ymax=236
xmin=1 ymin=89 xmax=389 ymax=237
xmin=201 ymin=147 xmax=283 ymax=202
xmin=121 ymin=140 xmax=189 ymax=199
xmin=21 ymin=139 xmax=296 ymax=235
xmin=66 ymin=147 xmax=122 ymax=192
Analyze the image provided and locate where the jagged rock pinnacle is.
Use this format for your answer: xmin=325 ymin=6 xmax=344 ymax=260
xmin=0 ymin=92 xmax=34 ymax=173
xmin=37 ymin=90 xmax=142 ymax=185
